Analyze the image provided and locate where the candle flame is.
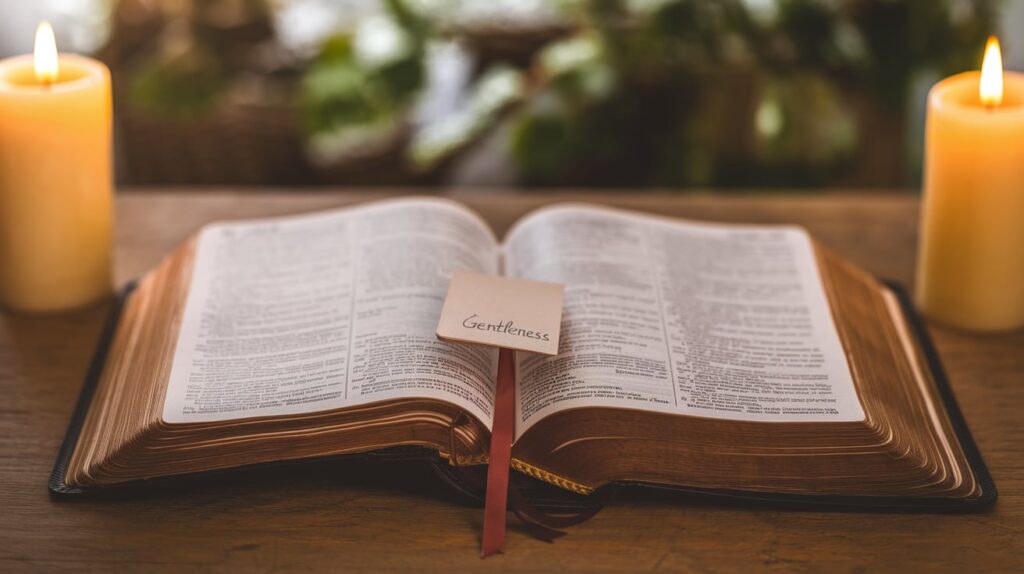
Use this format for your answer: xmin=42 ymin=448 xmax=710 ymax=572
xmin=980 ymin=36 xmax=1003 ymax=107
xmin=34 ymin=21 xmax=58 ymax=84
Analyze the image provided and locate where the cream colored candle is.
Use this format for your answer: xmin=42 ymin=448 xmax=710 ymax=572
xmin=0 ymin=22 xmax=113 ymax=312
xmin=916 ymin=38 xmax=1024 ymax=332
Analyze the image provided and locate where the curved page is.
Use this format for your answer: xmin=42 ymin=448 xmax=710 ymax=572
xmin=504 ymin=205 xmax=864 ymax=440
xmin=162 ymin=199 xmax=499 ymax=427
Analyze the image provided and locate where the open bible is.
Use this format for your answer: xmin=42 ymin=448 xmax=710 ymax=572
xmin=51 ymin=198 xmax=995 ymax=510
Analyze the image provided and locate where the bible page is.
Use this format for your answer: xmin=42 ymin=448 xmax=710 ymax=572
xmin=162 ymin=198 xmax=499 ymax=426
xmin=503 ymin=205 xmax=864 ymax=439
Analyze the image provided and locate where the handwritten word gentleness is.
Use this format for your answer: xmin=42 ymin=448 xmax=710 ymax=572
xmin=462 ymin=314 xmax=551 ymax=341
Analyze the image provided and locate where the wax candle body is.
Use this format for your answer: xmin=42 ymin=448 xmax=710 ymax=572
xmin=916 ymin=71 xmax=1024 ymax=332
xmin=0 ymin=54 xmax=113 ymax=312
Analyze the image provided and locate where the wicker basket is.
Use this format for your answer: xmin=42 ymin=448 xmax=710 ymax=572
xmin=116 ymin=100 xmax=312 ymax=185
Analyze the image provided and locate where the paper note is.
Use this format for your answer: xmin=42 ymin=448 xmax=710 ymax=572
xmin=436 ymin=272 xmax=564 ymax=355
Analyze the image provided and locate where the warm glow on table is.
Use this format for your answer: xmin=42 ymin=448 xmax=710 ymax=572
xmin=0 ymin=23 xmax=113 ymax=312
xmin=916 ymin=37 xmax=1024 ymax=332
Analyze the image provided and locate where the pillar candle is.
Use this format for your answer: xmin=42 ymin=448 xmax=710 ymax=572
xmin=0 ymin=23 xmax=113 ymax=312
xmin=916 ymin=39 xmax=1024 ymax=332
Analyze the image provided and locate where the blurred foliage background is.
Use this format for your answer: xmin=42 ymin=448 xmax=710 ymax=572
xmin=4 ymin=0 xmax=1011 ymax=189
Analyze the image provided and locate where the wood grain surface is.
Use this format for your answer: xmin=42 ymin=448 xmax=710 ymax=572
xmin=1 ymin=189 xmax=1020 ymax=573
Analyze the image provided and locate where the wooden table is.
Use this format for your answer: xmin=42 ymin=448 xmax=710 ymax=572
xmin=2 ymin=189 xmax=1021 ymax=573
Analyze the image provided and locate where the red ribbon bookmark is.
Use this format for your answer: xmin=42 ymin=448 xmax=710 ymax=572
xmin=481 ymin=347 xmax=516 ymax=558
